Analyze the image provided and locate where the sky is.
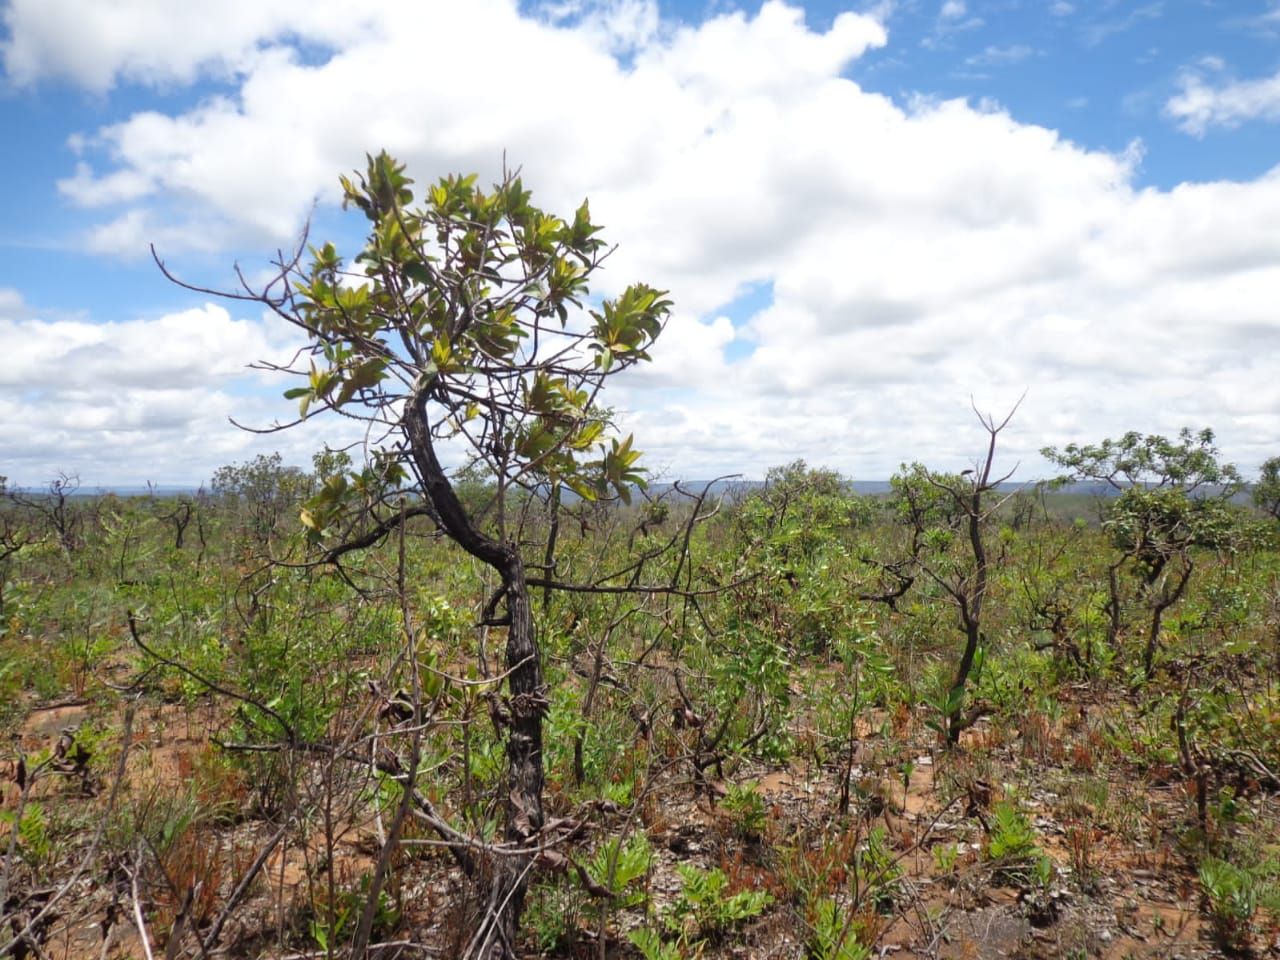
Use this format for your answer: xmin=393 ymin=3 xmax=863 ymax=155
xmin=2 ymin=0 xmax=1280 ymax=487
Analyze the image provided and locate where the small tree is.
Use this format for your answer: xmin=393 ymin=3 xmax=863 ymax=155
xmin=210 ymin=452 xmax=308 ymax=548
xmin=0 ymin=477 xmax=32 ymax=617
xmin=158 ymin=152 xmax=669 ymax=955
xmin=1043 ymin=428 xmax=1242 ymax=679
xmin=1254 ymin=456 xmax=1280 ymax=521
xmin=890 ymin=403 xmax=1019 ymax=744
xmin=156 ymin=495 xmax=195 ymax=550
xmin=7 ymin=473 xmax=81 ymax=554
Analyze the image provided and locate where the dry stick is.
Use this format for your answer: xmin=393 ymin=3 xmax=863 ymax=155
xmin=137 ymin=824 xmax=213 ymax=960
xmin=26 ymin=697 xmax=91 ymax=713
xmin=0 ymin=703 xmax=136 ymax=959
xmin=461 ymin=857 xmax=537 ymax=960
xmin=350 ymin=507 xmax=425 ymax=959
xmin=129 ymin=604 xmax=391 ymax=952
xmin=126 ymin=612 xmax=295 ymax=743
xmin=276 ymin=941 xmax=443 ymax=960
xmin=164 ymin=884 xmax=197 ymax=960
xmin=130 ymin=844 xmax=157 ymax=960
xmin=97 ymin=914 xmax=117 ymax=960
xmin=201 ymin=820 xmax=290 ymax=950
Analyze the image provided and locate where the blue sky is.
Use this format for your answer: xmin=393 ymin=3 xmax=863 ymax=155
xmin=3 ymin=0 xmax=1280 ymax=485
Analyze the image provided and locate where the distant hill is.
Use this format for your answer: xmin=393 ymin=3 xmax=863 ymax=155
xmin=7 ymin=478 xmax=1254 ymax=505
xmin=647 ymin=479 xmax=1118 ymax=500
xmin=7 ymin=484 xmax=201 ymax=498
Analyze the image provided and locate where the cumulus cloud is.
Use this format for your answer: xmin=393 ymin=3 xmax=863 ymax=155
xmin=1166 ymin=65 xmax=1280 ymax=136
xmin=0 ymin=302 xmax=331 ymax=484
xmin=4 ymin=0 xmax=1280 ymax=483
xmin=0 ymin=0 xmax=382 ymax=91
xmin=534 ymin=0 xmax=661 ymax=53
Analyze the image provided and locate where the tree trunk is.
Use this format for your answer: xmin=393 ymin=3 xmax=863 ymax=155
xmin=1143 ymin=556 xmax=1193 ymax=680
xmin=404 ymin=393 xmax=546 ymax=957
xmin=1105 ymin=561 xmax=1123 ymax=649
xmin=947 ymin=489 xmax=988 ymax=744
xmin=486 ymin=549 xmax=546 ymax=955
xmin=947 ymin=618 xmax=982 ymax=744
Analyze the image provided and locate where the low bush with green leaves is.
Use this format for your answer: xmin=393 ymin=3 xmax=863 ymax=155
xmin=665 ymin=863 xmax=772 ymax=942
xmin=1199 ymin=856 xmax=1259 ymax=954
xmin=584 ymin=833 xmax=653 ymax=907
xmin=808 ymin=897 xmax=871 ymax=960
xmin=985 ymin=801 xmax=1052 ymax=888
xmin=721 ymin=780 xmax=768 ymax=840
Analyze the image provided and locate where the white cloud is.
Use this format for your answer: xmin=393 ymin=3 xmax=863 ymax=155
xmin=0 ymin=302 xmax=331 ymax=484
xmin=0 ymin=0 xmax=383 ymax=92
xmin=965 ymin=44 xmax=1037 ymax=67
xmin=4 ymin=0 xmax=1280 ymax=482
xmin=535 ymin=0 xmax=661 ymax=53
xmin=1166 ymin=65 xmax=1280 ymax=136
xmin=1082 ymin=2 xmax=1163 ymax=46
xmin=940 ymin=0 xmax=965 ymax=19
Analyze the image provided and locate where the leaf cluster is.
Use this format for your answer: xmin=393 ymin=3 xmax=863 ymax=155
xmin=274 ymin=151 xmax=672 ymax=534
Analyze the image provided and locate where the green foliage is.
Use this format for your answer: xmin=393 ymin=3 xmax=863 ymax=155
xmin=923 ymin=680 xmax=971 ymax=741
xmin=0 ymin=802 xmax=52 ymax=869
xmin=1105 ymin=487 xmax=1239 ymax=574
xmin=211 ymin=452 xmax=308 ymax=545
xmin=1254 ymin=455 xmax=1280 ymax=521
xmin=12 ymin=407 xmax=1280 ymax=958
xmin=523 ymin=876 xmax=581 ymax=954
xmin=665 ymin=863 xmax=772 ymax=941
xmin=584 ymin=833 xmax=652 ymax=907
xmin=285 ymin=150 xmax=671 ymax=535
xmin=1044 ymin=428 xmax=1245 ymax=572
xmin=1044 ymin=427 xmax=1246 ymax=678
xmin=739 ymin=461 xmax=870 ymax=565
xmin=1199 ymin=857 xmax=1259 ymax=953
xmin=808 ymin=897 xmax=871 ymax=960
xmin=310 ymin=873 xmax=401 ymax=952
xmin=855 ymin=825 xmax=902 ymax=912
xmin=890 ymin=462 xmax=965 ymax=536
xmin=722 ymin=780 xmax=768 ymax=840
xmin=985 ymin=801 xmax=1052 ymax=887
xmin=629 ymin=926 xmax=685 ymax=960
xmin=986 ymin=801 xmax=1039 ymax=862
xmin=1044 ymin=428 xmax=1242 ymax=493
xmin=932 ymin=841 xmax=961 ymax=877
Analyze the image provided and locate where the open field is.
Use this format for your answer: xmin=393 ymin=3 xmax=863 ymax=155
xmin=2 ymin=464 xmax=1279 ymax=960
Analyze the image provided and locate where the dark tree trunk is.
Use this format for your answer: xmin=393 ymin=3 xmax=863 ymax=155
xmin=169 ymin=501 xmax=192 ymax=550
xmin=947 ymin=618 xmax=982 ymax=745
xmin=1143 ymin=557 xmax=1194 ymax=680
xmin=404 ymin=393 xmax=546 ymax=957
xmin=1105 ymin=561 xmax=1123 ymax=649
xmin=946 ymin=489 xmax=988 ymax=744
xmin=488 ymin=550 xmax=545 ymax=954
